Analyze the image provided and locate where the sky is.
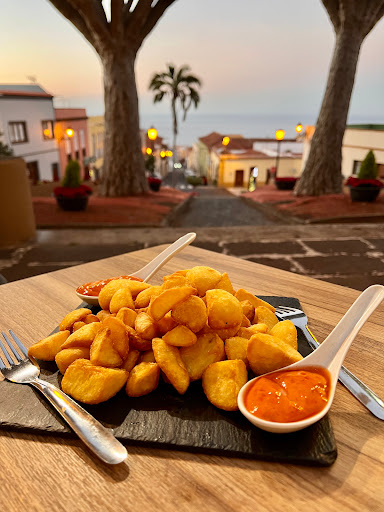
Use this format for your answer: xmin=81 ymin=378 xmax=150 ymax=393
xmin=1 ymin=0 xmax=384 ymax=140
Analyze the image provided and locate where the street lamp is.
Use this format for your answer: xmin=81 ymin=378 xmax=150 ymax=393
xmin=146 ymin=147 xmax=153 ymax=155
xmin=295 ymin=123 xmax=303 ymax=135
xmin=65 ymin=127 xmax=74 ymax=138
xmin=275 ymin=129 xmax=285 ymax=178
xmin=222 ymin=136 xmax=230 ymax=147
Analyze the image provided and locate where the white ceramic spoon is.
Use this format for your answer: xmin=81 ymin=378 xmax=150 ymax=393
xmin=76 ymin=232 xmax=196 ymax=306
xmin=238 ymin=284 xmax=384 ymax=434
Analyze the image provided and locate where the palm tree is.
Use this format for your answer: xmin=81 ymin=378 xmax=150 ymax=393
xmin=149 ymin=64 xmax=202 ymax=164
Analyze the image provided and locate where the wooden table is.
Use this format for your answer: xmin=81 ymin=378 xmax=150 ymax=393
xmin=0 ymin=245 xmax=383 ymax=512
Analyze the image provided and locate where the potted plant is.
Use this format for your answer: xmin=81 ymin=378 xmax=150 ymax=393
xmin=54 ymin=160 xmax=92 ymax=211
xmin=275 ymin=177 xmax=299 ymax=190
xmin=346 ymin=150 xmax=383 ymax=202
xmin=145 ymin=153 xmax=162 ymax=192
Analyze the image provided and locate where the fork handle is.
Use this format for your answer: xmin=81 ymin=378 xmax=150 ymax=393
xmin=302 ymin=326 xmax=384 ymax=420
xmin=31 ymin=379 xmax=128 ymax=464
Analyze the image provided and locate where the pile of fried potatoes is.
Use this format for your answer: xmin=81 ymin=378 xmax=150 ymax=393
xmin=28 ymin=266 xmax=303 ymax=411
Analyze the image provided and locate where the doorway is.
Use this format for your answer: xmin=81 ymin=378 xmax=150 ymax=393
xmin=26 ymin=161 xmax=39 ymax=184
xmin=234 ymin=170 xmax=244 ymax=187
xmin=52 ymin=162 xmax=59 ymax=182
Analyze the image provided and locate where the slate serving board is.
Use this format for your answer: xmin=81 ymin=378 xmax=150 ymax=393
xmin=0 ymin=296 xmax=337 ymax=466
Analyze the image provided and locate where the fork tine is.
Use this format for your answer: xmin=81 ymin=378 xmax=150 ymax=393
xmin=0 ymin=335 xmax=14 ymax=366
xmin=2 ymin=331 xmax=23 ymax=362
xmin=276 ymin=306 xmax=297 ymax=312
xmin=0 ymin=352 xmax=6 ymax=370
xmin=9 ymin=330 xmax=28 ymax=358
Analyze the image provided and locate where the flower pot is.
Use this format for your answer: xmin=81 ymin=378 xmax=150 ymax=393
xmin=275 ymin=178 xmax=298 ymax=190
xmin=56 ymin=195 xmax=89 ymax=211
xmin=349 ymin=186 xmax=381 ymax=202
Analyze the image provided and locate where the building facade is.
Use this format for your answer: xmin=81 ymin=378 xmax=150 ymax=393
xmin=88 ymin=115 xmax=105 ymax=180
xmin=0 ymin=84 xmax=60 ymax=183
xmin=54 ymin=108 xmax=90 ymax=180
xmin=342 ymin=125 xmax=384 ymax=178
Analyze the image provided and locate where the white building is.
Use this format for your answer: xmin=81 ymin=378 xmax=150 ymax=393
xmin=342 ymin=125 xmax=384 ymax=177
xmin=0 ymin=84 xmax=60 ymax=183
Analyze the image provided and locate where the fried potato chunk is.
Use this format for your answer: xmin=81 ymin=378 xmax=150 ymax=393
xmin=55 ymin=347 xmax=90 ymax=374
xmin=98 ymin=279 xmax=135 ymax=311
xmin=214 ymin=272 xmax=235 ymax=295
xmin=247 ymin=333 xmax=303 ymax=375
xmin=96 ymin=310 xmax=112 ymax=322
xmin=126 ymin=326 xmax=152 ymax=352
xmin=171 ymin=295 xmax=207 ymax=333
xmin=241 ymin=315 xmax=251 ymax=327
xmin=72 ymin=321 xmax=86 ymax=331
xmin=116 ymin=307 xmax=137 ymax=328
xmin=156 ymin=311 xmax=177 ymax=335
xmin=163 ymin=325 xmax=197 ymax=347
xmin=240 ymin=300 xmax=255 ymax=322
xmin=139 ymin=349 xmax=156 ymax=363
xmin=234 ymin=289 xmax=276 ymax=313
xmin=225 ymin=336 xmax=249 ymax=368
xmin=61 ymin=322 xmax=102 ymax=349
xmin=126 ymin=362 xmax=160 ymax=397
xmin=185 ymin=266 xmax=222 ymax=296
xmin=152 ymin=338 xmax=189 ymax=394
xmin=202 ymin=360 xmax=248 ymax=411
xmin=28 ymin=330 xmax=70 ymax=361
xmin=83 ymin=314 xmax=99 ymax=324
xmin=61 ymin=359 xmax=128 ymax=404
xmin=135 ymin=285 xmax=162 ymax=308
xmin=90 ymin=327 xmax=123 ymax=368
xmin=148 ymin=286 xmax=197 ymax=322
xmin=270 ymin=320 xmax=298 ymax=350
xmin=206 ymin=289 xmax=243 ymax=329
xmin=102 ymin=316 xmax=129 ymax=360
xmin=254 ymin=306 xmax=279 ymax=331
xmin=109 ymin=287 xmax=135 ymax=313
xmin=135 ymin=312 xmax=158 ymax=340
xmin=59 ymin=308 xmax=92 ymax=332
xmin=180 ymin=332 xmax=225 ymax=381
xmin=161 ymin=275 xmax=189 ymax=290
xmin=122 ymin=349 xmax=140 ymax=372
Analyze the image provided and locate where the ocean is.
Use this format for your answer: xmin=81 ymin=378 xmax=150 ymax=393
xmin=139 ymin=112 xmax=384 ymax=148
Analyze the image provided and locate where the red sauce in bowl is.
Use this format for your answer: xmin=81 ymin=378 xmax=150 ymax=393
xmin=76 ymin=275 xmax=143 ymax=297
xmin=244 ymin=367 xmax=330 ymax=423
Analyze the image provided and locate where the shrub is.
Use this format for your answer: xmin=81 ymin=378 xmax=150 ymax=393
xmin=186 ymin=175 xmax=203 ymax=186
xmin=62 ymin=160 xmax=82 ymax=188
xmin=358 ymin=150 xmax=378 ymax=180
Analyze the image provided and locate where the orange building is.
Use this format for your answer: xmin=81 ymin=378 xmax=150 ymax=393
xmin=54 ymin=108 xmax=90 ymax=180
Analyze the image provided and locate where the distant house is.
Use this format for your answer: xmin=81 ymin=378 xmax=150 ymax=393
xmin=88 ymin=115 xmax=105 ymax=179
xmin=55 ymin=108 xmax=90 ymax=180
xmin=191 ymin=131 xmax=302 ymax=187
xmin=0 ymin=84 xmax=60 ymax=183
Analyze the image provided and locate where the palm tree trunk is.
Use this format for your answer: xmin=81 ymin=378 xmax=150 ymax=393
xmin=295 ymin=28 xmax=363 ymax=196
xmin=99 ymin=49 xmax=148 ymax=196
xmin=172 ymin=98 xmax=177 ymax=169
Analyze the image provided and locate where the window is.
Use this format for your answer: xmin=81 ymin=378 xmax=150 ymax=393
xmin=9 ymin=121 xmax=28 ymax=143
xmin=75 ymin=150 xmax=79 ymax=160
xmin=80 ymin=129 xmax=85 ymax=148
xmin=352 ymin=160 xmax=361 ymax=175
xmin=82 ymin=147 xmax=86 ymax=158
xmin=42 ymin=120 xmax=54 ymax=140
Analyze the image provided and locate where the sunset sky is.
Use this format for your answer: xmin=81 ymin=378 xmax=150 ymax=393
xmin=1 ymin=0 xmax=384 ymax=122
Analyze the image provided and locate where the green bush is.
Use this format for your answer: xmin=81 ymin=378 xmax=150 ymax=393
xmin=186 ymin=175 xmax=203 ymax=186
xmin=62 ymin=160 xmax=81 ymax=187
xmin=145 ymin=153 xmax=155 ymax=174
xmin=358 ymin=150 xmax=378 ymax=180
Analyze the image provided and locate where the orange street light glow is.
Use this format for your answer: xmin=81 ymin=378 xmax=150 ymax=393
xmin=275 ymin=129 xmax=285 ymax=141
xmin=222 ymin=136 xmax=230 ymax=146
xmin=43 ymin=128 xmax=51 ymax=137
xmin=146 ymin=147 xmax=153 ymax=155
xmin=165 ymin=150 xmax=173 ymax=157
xmin=296 ymin=123 xmax=303 ymax=134
xmin=66 ymin=128 xmax=74 ymax=138
xmin=160 ymin=150 xmax=166 ymax=158
xmin=148 ymin=127 xmax=157 ymax=140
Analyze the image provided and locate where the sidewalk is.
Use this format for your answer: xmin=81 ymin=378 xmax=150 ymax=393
xmin=241 ymin=185 xmax=384 ymax=223
xmin=33 ymin=187 xmax=192 ymax=228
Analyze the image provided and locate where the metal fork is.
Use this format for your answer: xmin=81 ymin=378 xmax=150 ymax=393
xmin=275 ymin=306 xmax=384 ymax=420
xmin=0 ymin=330 xmax=127 ymax=464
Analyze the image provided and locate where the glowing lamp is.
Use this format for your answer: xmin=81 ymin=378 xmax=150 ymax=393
xmin=295 ymin=123 xmax=303 ymax=134
xmin=43 ymin=128 xmax=51 ymax=137
xmin=66 ymin=128 xmax=74 ymax=138
xmin=146 ymin=148 xmax=153 ymax=155
xmin=160 ymin=150 xmax=166 ymax=158
xmin=275 ymin=129 xmax=285 ymax=141
xmin=147 ymin=127 xmax=157 ymax=141
xmin=222 ymin=136 xmax=230 ymax=146
xmin=165 ymin=150 xmax=173 ymax=157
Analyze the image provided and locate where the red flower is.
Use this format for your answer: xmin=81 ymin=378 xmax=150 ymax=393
xmin=274 ymin=177 xmax=299 ymax=183
xmin=345 ymin=177 xmax=383 ymax=188
xmin=54 ymin=185 xmax=92 ymax=198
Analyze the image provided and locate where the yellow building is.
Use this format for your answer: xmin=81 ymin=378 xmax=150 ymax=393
xmin=87 ymin=115 xmax=105 ymax=178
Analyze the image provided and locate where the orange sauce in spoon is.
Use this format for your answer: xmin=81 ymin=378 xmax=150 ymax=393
xmin=244 ymin=367 xmax=330 ymax=423
xmin=76 ymin=275 xmax=143 ymax=297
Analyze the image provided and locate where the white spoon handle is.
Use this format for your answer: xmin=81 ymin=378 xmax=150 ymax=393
xmin=130 ymin=233 xmax=196 ymax=282
xmin=306 ymin=285 xmax=384 ymax=370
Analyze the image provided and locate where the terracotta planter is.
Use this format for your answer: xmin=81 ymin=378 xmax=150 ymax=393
xmin=349 ymin=186 xmax=381 ymax=202
xmin=56 ymin=195 xmax=89 ymax=211
xmin=275 ymin=178 xmax=298 ymax=191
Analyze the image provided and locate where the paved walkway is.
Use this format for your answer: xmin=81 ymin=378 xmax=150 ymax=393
xmin=1 ymin=224 xmax=383 ymax=292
